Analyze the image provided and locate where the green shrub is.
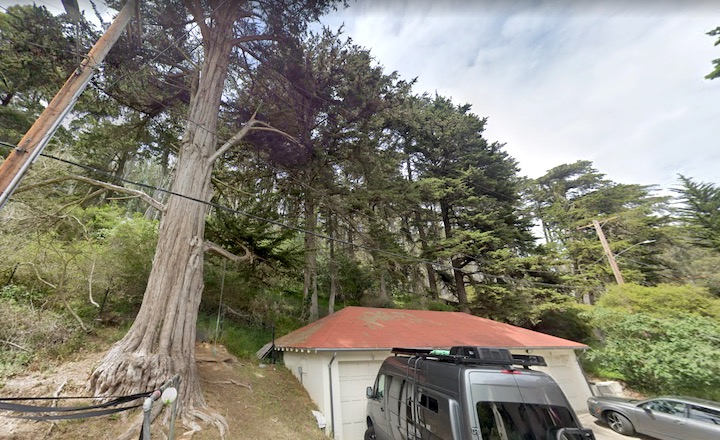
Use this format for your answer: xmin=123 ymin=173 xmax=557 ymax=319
xmin=196 ymin=314 xmax=274 ymax=359
xmin=586 ymin=309 xmax=720 ymax=400
xmin=531 ymin=299 xmax=595 ymax=344
xmin=598 ymin=283 xmax=720 ymax=318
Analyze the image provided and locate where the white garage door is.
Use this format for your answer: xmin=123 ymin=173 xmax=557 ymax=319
xmin=338 ymin=360 xmax=384 ymax=440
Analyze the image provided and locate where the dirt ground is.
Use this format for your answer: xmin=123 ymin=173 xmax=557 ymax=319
xmin=0 ymin=344 xmax=328 ymax=440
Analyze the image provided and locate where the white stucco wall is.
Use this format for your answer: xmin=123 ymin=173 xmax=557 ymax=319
xmin=283 ymin=348 xmax=591 ymax=440
xmin=282 ymin=349 xmax=389 ymax=439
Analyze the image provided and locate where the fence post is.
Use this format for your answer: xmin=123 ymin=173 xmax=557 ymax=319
xmin=142 ymin=390 xmax=161 ymax=440
xmin=168 ymin=376 xmax=181 ymax=440
xmin=140 ymin=375 xmax=180 ymax=440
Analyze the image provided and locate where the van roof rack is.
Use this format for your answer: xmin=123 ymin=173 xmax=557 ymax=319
xmin=391 ymin=346 xmax=547 ymax=368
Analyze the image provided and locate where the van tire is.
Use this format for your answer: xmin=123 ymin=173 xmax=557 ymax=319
xmin=364 ymin=426 xmax=377 ymax=440
xmin=605 ymin=411 xmax=635 ymax=435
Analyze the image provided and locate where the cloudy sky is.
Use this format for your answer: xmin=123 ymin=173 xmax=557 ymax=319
xmin=7 ymin=0 xmax=719 ymax=193
xmin=320 ymin=0 xmax=720 ymax=193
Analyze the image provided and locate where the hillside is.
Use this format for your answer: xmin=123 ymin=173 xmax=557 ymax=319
xmin=0 ymin=343 xmax=328 ymax=440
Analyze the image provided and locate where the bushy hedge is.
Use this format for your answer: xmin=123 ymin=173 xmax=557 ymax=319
xmin=597 ymin=283 xmax=720 ymax=318
xmin=587 ymin=283 xmax=720 ymax=400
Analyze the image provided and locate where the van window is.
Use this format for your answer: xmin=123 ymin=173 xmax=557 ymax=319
xmin=373 ymin=374 xmax=386 ymax=399
xmin=476 ymin=401 xmax=577 ymax=440
xmin=417 ymin=392 xmax=452 ymax=439
xmin=419 ymin=393 xmax=439 ymax=413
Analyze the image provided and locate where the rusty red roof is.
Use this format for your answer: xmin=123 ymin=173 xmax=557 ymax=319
xmin=275 ymin=306 xmax=587 ymax=351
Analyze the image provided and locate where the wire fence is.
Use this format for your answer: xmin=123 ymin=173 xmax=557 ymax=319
xmin=0 ymin=375 xmax=180 ymax=439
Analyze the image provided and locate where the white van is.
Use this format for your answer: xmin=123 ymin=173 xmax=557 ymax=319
xmin=365 ymin=346 xmax=595 ymax=440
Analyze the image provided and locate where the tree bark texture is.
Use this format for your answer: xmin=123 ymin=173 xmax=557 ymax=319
xmin=440 ymin=200 xmax=469 ymax=312
xmin=89 ymin=2 xmax=240 ymax=417
xmin=303 ymin=193 xmax=319 ymax=322
xmin=327 ymin=208 xmax=337 ymax=315
xmin=415 ymin=210 xmax=438 ymax=296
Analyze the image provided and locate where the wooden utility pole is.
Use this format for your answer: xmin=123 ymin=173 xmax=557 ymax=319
xmin=0 ymin=0 xmax=137 ymax=209
xmin=580 ymin=219 xmax=625 ymax=285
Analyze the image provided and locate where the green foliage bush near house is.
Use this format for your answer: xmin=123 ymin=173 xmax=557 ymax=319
xmin=587 ymin=283 xmax=720 ymax=400
xmin=587 ymin=311 xmax=720 ymax=400
xmin=597 ymin=283 xmax=720 ymax=318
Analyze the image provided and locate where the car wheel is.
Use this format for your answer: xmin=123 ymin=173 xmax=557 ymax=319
xmin=605 ymin=411 xmax=635 ymax=435
xmin=364 ymin=425 xmax=377 ymax=440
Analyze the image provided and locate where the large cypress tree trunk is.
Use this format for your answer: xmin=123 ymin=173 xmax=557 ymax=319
xmin=89 ymin=3 xmax=238 ymax=416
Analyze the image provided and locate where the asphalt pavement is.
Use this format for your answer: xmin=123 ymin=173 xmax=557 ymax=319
xmin=578 ymin=412 xmax=637 ymax=440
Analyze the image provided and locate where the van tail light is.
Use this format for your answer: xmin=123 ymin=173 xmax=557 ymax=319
xmin=501 ymin=369 xmax=521 ymax=374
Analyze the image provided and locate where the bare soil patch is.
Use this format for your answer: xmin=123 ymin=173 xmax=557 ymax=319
xmin=0 ymin=344 xmax=327 ymax=440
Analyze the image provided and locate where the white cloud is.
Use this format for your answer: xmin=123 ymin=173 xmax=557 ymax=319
xmin=321 ymin=0 xmax=720 ymax=191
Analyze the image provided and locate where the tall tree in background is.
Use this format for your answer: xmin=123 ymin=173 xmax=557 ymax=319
xmin=406 ymin=95 xmax=531 ymax=312
xmin=675 ymin=175 xmax=720 ymax=252
xmin=528 ymin=161 xmax=668 ymax=299
xmin=529 ymin=160 xmax=607 ymax=244
xmin=235 ymin=29 xmax=410 ymax=319
xmin=88 ymin=0 xmax=337 ymax=422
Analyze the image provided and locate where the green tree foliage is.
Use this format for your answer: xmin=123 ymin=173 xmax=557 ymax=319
xmin=706 ymin=26 xmax=720 ymax=80
xmin=675 ymin=175 xmax=720 ymax=252
xmin=398 ymin=94 xmax=533 ymax=311
xmin=0 ymin=204 xmax=157 ymax=325
xmin=232 ymin=28 xmax=412 ymax=318
xmin=527 ymin=161 xmax=669 ymax=297
xmin=587 ymin=283 xmax=720 ymax=398
xmin=0 ymin=4 xmax=84 ymax=144
xmin=530 ymin=160 xmax=607 ymax=244
xmin=587 ymin=310 xmax=720 ymax=400
xmin=598 ymin=283 xmax=720 ymax=318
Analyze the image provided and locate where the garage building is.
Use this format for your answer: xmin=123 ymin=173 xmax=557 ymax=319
xmin=274 ymin=306 xmax=592 ymax=440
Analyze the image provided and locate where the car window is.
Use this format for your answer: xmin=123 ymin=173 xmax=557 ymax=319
xmin=689 ymin=405 xmax=720 ymax=425
xmin=644 ymin=400 xmax=686 ymax=416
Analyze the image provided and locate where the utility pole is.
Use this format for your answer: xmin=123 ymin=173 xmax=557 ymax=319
xmin=580 ymin=219 xmax=625 ymax=285
xmin=0 ymin=0 xmax=137 ymax=210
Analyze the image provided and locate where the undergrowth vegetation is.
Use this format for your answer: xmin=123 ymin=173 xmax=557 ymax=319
xmin=0 ymin=285 xmax=81 ymax=380
xmin=581 ymin=284 xmax=720 ymax=401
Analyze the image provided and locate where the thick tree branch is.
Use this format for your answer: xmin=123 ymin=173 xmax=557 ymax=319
xmin=204 ymin=240 xmax=252 ymax=263
xmin=210 ymin=112 xmax=260 ymax=162
xmin=183 ymin=0 xmax=210 ymax=41
xmin=18 ymin=176 xmax=166 ymax=213
xmin=210 ymin=116 xmax=302 ymax=163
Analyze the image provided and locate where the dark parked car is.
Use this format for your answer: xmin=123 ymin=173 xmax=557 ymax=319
xmin=587 ymin=395 xmax=720 ymax=440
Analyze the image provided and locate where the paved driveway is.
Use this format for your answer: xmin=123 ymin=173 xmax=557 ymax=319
xmin=578 ymin=412 xmax=653 ymax=440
